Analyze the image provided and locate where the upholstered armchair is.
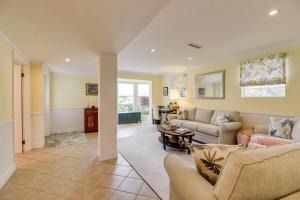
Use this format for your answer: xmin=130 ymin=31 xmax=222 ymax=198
xmin=165 ymin=142 xmax=300 ymax=200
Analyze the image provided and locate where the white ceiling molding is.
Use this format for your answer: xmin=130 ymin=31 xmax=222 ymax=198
xmin=0 ymin=31 xmax=30 ymax=66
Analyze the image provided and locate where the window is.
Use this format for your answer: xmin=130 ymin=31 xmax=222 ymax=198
xmin=137 ymin=84 xmax=150 ymax=115
xmin=117 ymin=80 xmax=152 ymax=122
xmin=118 ymin=83 xmax=134 ymax=112
xmin=242 ymin=84 xmax=285 ymax=97
xmin=240 ymin=53 xmax=286 ymax=98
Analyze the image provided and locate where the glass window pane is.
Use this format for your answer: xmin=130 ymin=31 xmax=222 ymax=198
xmin=242 ymin=84 xmax=285 ymax=97
xmin=118 ymin=96 xmax=134 ymax=112
xmin=118 ymin=83 xmax=134 ymax=96
xmin=138 ymin=96 xmax=149 ymax=115
xmin=138 ymin=84 xmax=149 ymax=96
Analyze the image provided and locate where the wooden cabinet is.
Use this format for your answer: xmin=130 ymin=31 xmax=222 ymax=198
xmin=84 ymin=107 xmax=98 ymax=133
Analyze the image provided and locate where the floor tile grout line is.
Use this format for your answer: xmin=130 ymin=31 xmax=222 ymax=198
xmin=14 ymin=165 xmax=129 ymax=192
xmin=17 ymin=165 xmax=132 ymax=180
xmin=136 ymin=181 xmax=145 ymax=196
xmin=17 ymin=155 xmax=134 ymax=178
xmin=9 ymin=175 xmax=118 ymax=199
xmin=118 ymin=151 xmax=162 ymax=200
xmin=5 ymin=181 xmax=70 ymax=200
xmin=10 ymin=131 xmax=160 ymax=200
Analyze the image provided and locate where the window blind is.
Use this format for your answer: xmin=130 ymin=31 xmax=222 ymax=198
xmin=240 ymin=53 xmax=286 ymax=86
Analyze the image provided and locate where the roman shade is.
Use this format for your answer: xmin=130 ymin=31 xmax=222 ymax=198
xmin=240 ymin=53 xmax=286 ymax=86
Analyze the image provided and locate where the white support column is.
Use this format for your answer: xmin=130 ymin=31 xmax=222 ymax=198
xmin=98 ymin=53 xmax=118 ymax=161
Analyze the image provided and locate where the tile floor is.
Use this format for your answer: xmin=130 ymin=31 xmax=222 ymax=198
xmin=0 ymin=130 xmax=160 ymax=200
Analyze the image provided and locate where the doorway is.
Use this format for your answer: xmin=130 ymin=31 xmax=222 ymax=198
xmin=117 ymin=79 xmax=152 ymax=123
xmin=14 ymin=64 xmax=30 ymax=153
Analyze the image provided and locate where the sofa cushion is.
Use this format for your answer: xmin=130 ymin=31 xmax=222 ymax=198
xmin=195 ymin=108 xmax=214 ymax=124
xmin=211 ymin=110 xmax=240 ymax=124
xmin=213 ymin=142 xmax=300 ymax=200
xmin=186 ymin=107 xmax=197 ymax=121
xmin=292 ymin=118 xmax=300 ymax=140
xmin=190 ymin=144 xmax=247 ymax=185
xmin=182 ymin=121 xmax=199 ymax=131
xmin=197 ymin=123 xmax=219 ymax=137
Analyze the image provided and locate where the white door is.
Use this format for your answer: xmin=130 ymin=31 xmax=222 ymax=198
xmin=14 ymin=65 xmax=23 ymax=153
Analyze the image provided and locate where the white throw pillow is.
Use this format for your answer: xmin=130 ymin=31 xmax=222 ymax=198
xmin=214 ymin=114 xmax=230 ymax=126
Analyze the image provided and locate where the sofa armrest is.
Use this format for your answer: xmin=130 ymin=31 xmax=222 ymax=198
xmin=254 ymin=125 xmax=269 ymax=135
xmin=167 ymin=114 xmax=177 ymax=121
xmin=218 ymin=122 xmax=242 ymax=144
xmin=219 ymin=122 xmax=242 ymax=132
xmin=164 ymin=154 xmax=214 ymax=200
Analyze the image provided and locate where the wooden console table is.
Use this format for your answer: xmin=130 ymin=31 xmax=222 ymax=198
xmin=84 ymin=107 xmax=98 ymax=133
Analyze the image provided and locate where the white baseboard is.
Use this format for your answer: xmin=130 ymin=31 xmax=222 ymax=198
xmin=0 ymin=163 xmax=15 ymax=189
xmin=50 ymin=127 xmax=84 ymax=134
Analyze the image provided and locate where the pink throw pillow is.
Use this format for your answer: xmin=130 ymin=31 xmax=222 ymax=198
xmin=237 ymin=129 xmax=253 ymax=145
xmin=250 ymin=134 xmax=294 ymax=147
xmin=237 ymin=133 xmax=251 ymax=145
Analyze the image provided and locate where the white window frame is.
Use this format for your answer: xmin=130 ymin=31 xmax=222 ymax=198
xmin=117 ymin=79 xmax=152 ymax=121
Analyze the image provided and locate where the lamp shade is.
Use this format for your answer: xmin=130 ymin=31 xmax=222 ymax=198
xmin=170 ymin=89 xmax=179 ymax=100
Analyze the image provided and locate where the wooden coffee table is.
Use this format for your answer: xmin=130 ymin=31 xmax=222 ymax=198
xmin=158 ymin=126 xmax=195 ymax=154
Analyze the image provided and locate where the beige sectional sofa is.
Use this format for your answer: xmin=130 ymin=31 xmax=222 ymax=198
xmin=167 ymin=108 xmax=242 ymax=144
xmin=164 ymin=142 xmax=300 ymax=200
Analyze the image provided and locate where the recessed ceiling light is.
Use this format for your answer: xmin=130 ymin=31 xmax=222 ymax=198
xmin=188 ymin=57 xmax=192 ymax=61
xmin=151 ymin=49 xmax=156 ymax=53
xmin=269 ymin=9 xmax=278 ymax=16
xmin=65 ymin=58 xmax=71 ymax=62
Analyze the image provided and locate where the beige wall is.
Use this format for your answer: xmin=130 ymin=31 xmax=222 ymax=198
xmin=50 ymin=72 xmax=98 ymax=109
xmin=163 ymin=45 xmax=300 ymax=116
xmin=0 ymin=37 xmax=13 ymax=122
xmin=0 ymin=35 xmax=15 ymax=189
xmin=30 ymin=63 xmax=44 ymax=113
xmin=118 ymin=71 xmax=163 ymax=106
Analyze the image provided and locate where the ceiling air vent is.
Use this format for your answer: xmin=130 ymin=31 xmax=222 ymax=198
xmin=188 ymin=42 xmax=202 ymax=49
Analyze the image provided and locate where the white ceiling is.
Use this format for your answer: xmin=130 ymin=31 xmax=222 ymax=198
xmin=0 ymin=0 xmax=169 ymax=76
xmin=1 ymin=0 xmax=300 ymax=76
xmin=118 ymin=0 xmax=300 ymax=74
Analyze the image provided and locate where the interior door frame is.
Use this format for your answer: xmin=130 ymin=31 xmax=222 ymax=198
xmin=14 ymin=64 xmax=23 ymax=153
xmin=13 ymin=63 xmax=31 ymax=153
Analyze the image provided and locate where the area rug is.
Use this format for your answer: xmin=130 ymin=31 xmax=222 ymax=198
xmin=45 ymin=132 xmax=87 ymax=147
xmin=118 ymin=132 xmax=194 ymax=200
